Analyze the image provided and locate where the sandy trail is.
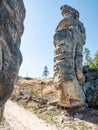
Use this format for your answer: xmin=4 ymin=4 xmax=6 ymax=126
xmin=4 ymin=100 xmax=57 ymax=130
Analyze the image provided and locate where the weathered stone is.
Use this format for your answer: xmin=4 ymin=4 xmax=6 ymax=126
xmin=48 ymin=99 xmax=58 ymax=106
xmin=74 ymin=113 xmax=83 ymax=120
xmin=53 ymin=5 xmax=86 ymax=108
xmin=0 ymin=0 xmax=25 ymax=122
xmin=47 ymin=106 xmax=56 ymax=111
xmin=84 ymin=66 xmax=98 ymax=108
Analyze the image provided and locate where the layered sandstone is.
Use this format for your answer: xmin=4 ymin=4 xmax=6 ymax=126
xmin=53 ymin=5 xmax=86 ymax=108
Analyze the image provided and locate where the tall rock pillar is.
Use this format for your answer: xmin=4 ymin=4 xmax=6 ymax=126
xmin=53 ymin=5 xmax=86 ymax=108
xmin=0 ymin=0 xmax=25 ymax=122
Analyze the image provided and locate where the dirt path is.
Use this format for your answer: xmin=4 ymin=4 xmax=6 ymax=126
xmin=4 ymin=100 xmax=57 ymax=130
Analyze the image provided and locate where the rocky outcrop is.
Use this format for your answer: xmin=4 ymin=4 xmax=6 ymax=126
xmin=0 ymin=0 xmax=25 ymax=122
xmin=53 ymin=5 xmax=86 ymax=108
xmin=83 ymin=66 xmax=98 ymax=108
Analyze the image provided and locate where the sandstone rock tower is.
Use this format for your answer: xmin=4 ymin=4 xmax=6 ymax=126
xmin=0 ymin=0 xmax=25 ymax=122
xmin=53 ymin=5 xmax=86 ymax=108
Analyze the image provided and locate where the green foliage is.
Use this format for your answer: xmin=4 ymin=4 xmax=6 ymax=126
xmin=83 ymin=48 xmax=98 ymax=70
xmin=2 ymin=116 xmax=6 ymax=122
xmin=69 ymin=125 xmax=77 ymax=130
xmin=92 ymin=51 xmax=98 ymax=70
xmin=42 ymin=66 xmax=49 ymax=77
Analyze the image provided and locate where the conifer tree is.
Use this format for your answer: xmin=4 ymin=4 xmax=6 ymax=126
xmin=42 ymin=66 xmax=49 ymax=77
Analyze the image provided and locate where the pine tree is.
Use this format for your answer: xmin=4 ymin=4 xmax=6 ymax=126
xmin=83 ymin=47 xmax=92 ymax=65
xmin=42 ymin=66 xmax=49 ymax=77
xmin=91 ymin=51 xmax=98 ymax=70
xmin=83 ymin=48 xmax=98 ymax=70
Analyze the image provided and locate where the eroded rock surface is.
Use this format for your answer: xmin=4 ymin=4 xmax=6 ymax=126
xmin=0 ymin=0 xmax=25 ymax=122
xmin=53 ymin=5 xmax=86 ymax=108
xmin=83 ymin=66 xmax=98 ymax=108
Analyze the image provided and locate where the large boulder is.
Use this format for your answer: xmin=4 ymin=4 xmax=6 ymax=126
xmin=53 ymin=5 xmax=86 ymax=108
xmin=0 ymin=0 xmax=25 ymax=122
xmin=83 ymin=66 xmax=98 ymax=108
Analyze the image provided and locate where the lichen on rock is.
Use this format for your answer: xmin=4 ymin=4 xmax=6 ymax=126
xmin=53 ymin=5 xmax=86 ymax=108
xmin=0 ymin=0 xmax=25 ymax=122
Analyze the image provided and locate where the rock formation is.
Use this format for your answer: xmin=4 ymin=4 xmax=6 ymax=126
xmin=83 ymin=66 xmax=98 ymax=108
xmin=53 ymin=5 xmax=86 ymax=108
xmin=0 ymin=0 xmax=25 ymax=122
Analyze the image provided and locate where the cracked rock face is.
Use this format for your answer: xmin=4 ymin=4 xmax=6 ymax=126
xmin=0 ymin=0 xmax=25 ymax=121
xmin=53 ymin=5 xmax=86 ymax=108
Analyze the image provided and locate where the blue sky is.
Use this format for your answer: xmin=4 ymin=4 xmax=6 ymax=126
xmin=19 ymin=0 xmax=98 ymax=77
